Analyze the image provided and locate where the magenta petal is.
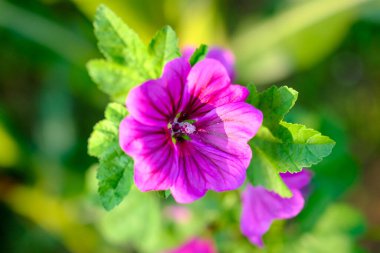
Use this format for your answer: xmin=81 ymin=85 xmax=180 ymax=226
xmin=171 ymin=103 xmax=262 ymax=202
xmin=193 ymin=103 xmax=262 ymax=191
xmin=170 ymin=181 xmax=206 ymax=204
xmin=186 ymin=59 xmax=250 ymax=117
xmin=166 ymin=238 xmax=216 ymax=253
xmin=195 ymin=141 xmax=248 ymax=191
xmin=246 ymin=235 xmax=264 ymax=248
xmin=182 ymin=46 xmax=236 ymax=81
xmin=186 ymin=59 xmax=231 ymax=117
xmin=281 ymin=169 xmax=312 ymax=189
xmin=187 ymin=59 xmax=230 ymax=94
xmin=161 ymin=57 xmax=192 ymax=113
xmin=170 ymin=132 xmax=251 ymax=203
xmin=170 ymin=143 xmax=208 ymax=203
xmin=197 ymin=102 xmax=263 ymax=146
xmin=171 ymin=136 xmax=249 ymax=203
xmin=207 ymin=47 xmax=235 ymax=81
xmin=119 ymin=117 xmax=178 ymax=191
xmin=181 ymin=46 xmax=195 ymax=60
xmin=133 ymin=152 xmax=177 ymax=191
xmin=241 ymin=185 xmax=305 ymax=248
xmin=119 ymin=117 xmax=166 ymax=156
xmin=126 ymin=80 xmax=171 ymax=127
xmin=213 ymin=84 xmax=250 ymax=106
xmin=126 ymin=58 xmax=191 ymax=127
xmin=240 ymin=170 xmax=312 ymax=247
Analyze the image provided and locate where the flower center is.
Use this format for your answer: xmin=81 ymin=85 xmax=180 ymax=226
xmin=173 ymin=121 xmax=196 ymax=135
xmin=168 ymin=116 xmax=196 ymax=142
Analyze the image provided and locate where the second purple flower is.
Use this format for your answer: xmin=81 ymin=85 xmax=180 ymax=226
xmin=119 ymin=57 xmax=263 ymax=203
xmin=240 ymin=169 xmax=312 ymax=247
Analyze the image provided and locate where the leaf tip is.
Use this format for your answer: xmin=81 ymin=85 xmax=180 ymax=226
xmin=96 ymin=3 xmax=108 ymax=15
xmin=189 ymin=44 xmax=208 ymax=66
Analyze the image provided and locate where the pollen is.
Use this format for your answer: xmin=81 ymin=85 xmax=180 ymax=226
xmin=169 ymin=119 xmax=196 ymax=141
xmin=180 ymin=122 xmax=196 ymax=134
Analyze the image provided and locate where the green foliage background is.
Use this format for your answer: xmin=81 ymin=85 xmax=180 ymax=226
xmin=0 ymin=0 xmax=379 ymax=252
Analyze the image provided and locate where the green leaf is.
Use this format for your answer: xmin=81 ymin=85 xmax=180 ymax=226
xmin=252 ymin=124 xmax=335 ymax=173
xmin=97 ymin=152 xmax=133 ymax=211
xmin=247 ymin=86 xmax=335 ymax=197
xmin=90 ymin=5 xmax=181 ymax=101
xmin=148 ymin=25 xmax=181 ymax=77
xmin=88 ymin=103 xmax=133 ymax=210
xmin=88 ymin=103 xmax=127 ymax=158
xmin=189 ymin=44 xmax=208 ymax=66
xmin=87 ymin=59 xmax=145 ymax=103
xmin=94 ymin=4 xmax=147 ymax=67
xmin=156 ymin=190 xmax=171 ymax=199
xmin=248 ymin=143 xmax=292 ymax=197
xmin=250 ymin=85 xmax=298 ymax=129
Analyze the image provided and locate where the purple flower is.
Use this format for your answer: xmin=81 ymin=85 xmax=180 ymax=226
xmin=119 ymin=57 xmax=262 ymax=203
xmin=240 ymin=169 xmax=312 ymax=247
xmin=182 ymin=46 xmax=236 ymax=81
xmin=165 ymin=238 xmax=216 ymax=253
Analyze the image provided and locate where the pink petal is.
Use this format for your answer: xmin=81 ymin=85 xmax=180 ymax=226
xmin=170 ymin=143 xmax=247 ymax=203
xmin=170 ymin=142 xmax=208 ymax=203
xmin=170 ymin=138 xmax=249 ymax=203
xmin=192 ymin=140 xmax=249 ymax=191
xmin=126 ymin=58 xmax=191 ymax=127
xmin=166 ymin=238 xmax=216 ymax=253
xmin=182 ymin=46 xmax=236 ymax=81
xmin=163 ymin=205 xmax=192 ymax=224
xmin=133 ymin=151 xmax=178 ymax=191
xmin=187 ymin=58 xmax=230 ymax=96
xmin=186 ymin=59 xmax=235 ymax=117
xmin=246 ymin=235 xmax=264 ymax=248
xmin=280 ymin=169 xmax=313 ymax=189
xmin=170 ymin=102 xmax=262 ymax=202
xmin=240 ymin=170 xmax=312 ymax=248
xmin=212 ymin=84 xmax=249 ymax=107
xmin=207 ymin=47 xmax=235 ymax=81
xmin=240 ymin=185 xmax=304 ymax=248
xmin=161 ymin=57 xmax=192 ymax=113
xmin=119 ymin=117 xmax=178 ymax=191
xmin=196 ymin=102 xmax=263 ymax=147
xmin=181 ymin=46 xmax=195 ymax=60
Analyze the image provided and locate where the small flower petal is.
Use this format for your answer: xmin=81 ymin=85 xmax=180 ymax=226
xmin=207 ymin=47 xmax=235 ymax=81
xmin=165 ymin=238 xmax=216 ymax=253
xmin=281 ymin=169 xmax=312 ymax=189
xmin=163 ymin=205 xmax=192 ymax=224
xmin=182 ymin=46 xmax=235 ymax=81
xmin=240 ymin=170 xmax=311 ymax=248
xmin=240 ymin=185 xmax=304 ymax=245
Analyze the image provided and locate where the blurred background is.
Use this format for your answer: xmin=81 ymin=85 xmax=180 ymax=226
xmin=0 ymin=0 xmax=379 ymax=252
